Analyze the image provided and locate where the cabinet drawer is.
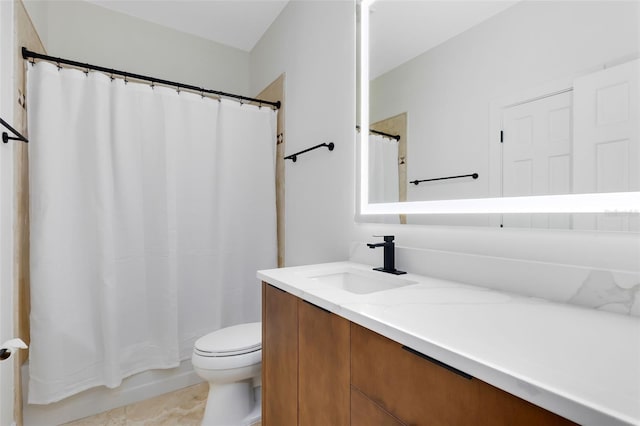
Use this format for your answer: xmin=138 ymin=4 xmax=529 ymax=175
xmin=351 ymin=323 xmax=575 ymax=426
xmin=351 ymin=386 xmax=405 ymax=426
xmin=474 ymin=376 xmax=577 ymax=425
xmin=351 ymin=323 xmax=477 ymax=425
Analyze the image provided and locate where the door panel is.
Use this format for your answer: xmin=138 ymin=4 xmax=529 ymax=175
xmin=573 ymin=59 xmax=639 ymax=231
xmin=502 ymin=91 xmax=573 ymax=228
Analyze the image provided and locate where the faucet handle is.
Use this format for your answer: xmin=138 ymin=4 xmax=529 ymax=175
xmin=373 ymin=235 xmax=395 ymax=242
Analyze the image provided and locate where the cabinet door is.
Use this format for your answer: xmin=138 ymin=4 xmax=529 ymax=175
xmin=262 ymin=283 xmax=298 ymax=426
xmin=298 ymin=299 xmax=350 ymax=426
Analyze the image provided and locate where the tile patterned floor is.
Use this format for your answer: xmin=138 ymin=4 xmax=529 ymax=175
xmin=61 ymin=383 xmax=206 ymax=425
xmin=60 ymin=383 xmax=261 ymax=426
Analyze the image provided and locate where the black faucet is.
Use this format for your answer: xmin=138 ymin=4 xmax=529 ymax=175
xmin=367 ymin=235 xmax=406 ymax=275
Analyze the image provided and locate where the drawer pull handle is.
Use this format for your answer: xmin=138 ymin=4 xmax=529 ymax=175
xmin=402 ymin=346 xmax=473 ymax=380
xmin=303 ymin=299 xmax=331 ymax=314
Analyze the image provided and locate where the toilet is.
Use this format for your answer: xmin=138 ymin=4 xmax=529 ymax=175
xmin=192 ymin=322 xmax=262 ymax=426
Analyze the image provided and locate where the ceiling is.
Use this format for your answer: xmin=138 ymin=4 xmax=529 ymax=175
xmin=369 ymin=1 xmax=519 ymax=79
xmin=84 ymin=1 xmax=518 ymax=70
xmin=85 ymin=0 xmax=290 ymax=52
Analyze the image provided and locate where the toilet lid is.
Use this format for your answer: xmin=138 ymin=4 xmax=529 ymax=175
xmin=194 ymin=322 xmax=261 ymax=357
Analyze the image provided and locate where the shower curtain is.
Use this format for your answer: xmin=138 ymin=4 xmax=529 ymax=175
xmin=26 ymin=62 xmax=277 ymax=404
xmin=368 ymin=134 xmax=400 ymax=223
xmin=368 ymin=134 xmax=399 ymax=204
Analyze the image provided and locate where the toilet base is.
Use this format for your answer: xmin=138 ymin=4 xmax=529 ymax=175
xmin=242 ymin=386 xmax=261 ymax=426
xmin=201 ymin=380 xmax=261 ymax=426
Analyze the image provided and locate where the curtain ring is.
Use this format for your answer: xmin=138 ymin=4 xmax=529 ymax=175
xmin=259 ymin=101 xmax=263 ymax=109
xmin=201 ymin=90 xmax=205 ymax=99
xmin=29 ymin=58 xmax=36 ymax=67
xmin=150 ymin=81 xmax=155 ymax=90
xmin=56 ymin=62 xmax=61 ymax=71
xmin=176 ymin=85 xmax=180 ymax=94
xmin=124 ymin=76 xmax=128 ymax=85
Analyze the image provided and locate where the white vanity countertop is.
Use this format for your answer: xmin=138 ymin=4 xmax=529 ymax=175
xmin=257 ymin=261 xmax=640 ymax=426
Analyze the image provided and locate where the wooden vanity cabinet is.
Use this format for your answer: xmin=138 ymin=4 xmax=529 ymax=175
xmin=263 ymin=283 xmax=575 ymax=426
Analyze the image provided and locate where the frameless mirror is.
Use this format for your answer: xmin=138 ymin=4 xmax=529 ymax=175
xmin=358 ymin=0 xmax=640 ymax=229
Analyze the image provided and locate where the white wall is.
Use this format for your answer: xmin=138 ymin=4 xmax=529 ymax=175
xmin=371 ymin=1 xmax=639 ymax=203
xmin=353 ymin=223 xmax=640 ymax=272
xmin=22 ymin=0 xmax=250 ymax=95
xmin=0 ymin=1 xmax=16 ymax=423
xmin=250 ymin=0 xmax=356 ymax=267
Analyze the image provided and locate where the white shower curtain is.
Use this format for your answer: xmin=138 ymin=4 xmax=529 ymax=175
xmin=27 ymin=62 xmax=277 ymax=404
xmin=368 ymin=134 xmax=399 ymax=204
xmin=368 ymin=134 xmax=400 ymax=224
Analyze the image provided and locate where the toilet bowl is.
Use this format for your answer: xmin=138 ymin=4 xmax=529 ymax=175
xmin=192 ymin=322 xmax=262 ymax=426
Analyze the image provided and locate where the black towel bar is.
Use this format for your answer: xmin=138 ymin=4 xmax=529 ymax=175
xmin=284 ymin=142 xmax=334 ymax=162
xmin=0 ymin=117 xmax=28 ymax=144
xmin=410 ymin=173 xmax=478 ymax=185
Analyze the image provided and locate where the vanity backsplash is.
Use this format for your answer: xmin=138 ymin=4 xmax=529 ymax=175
xmin=350 ymin=243 xmax=640 ymax=317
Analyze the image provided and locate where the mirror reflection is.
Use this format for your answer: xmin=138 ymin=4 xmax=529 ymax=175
xmin=367 ymin=0 xmax=639 ymax=227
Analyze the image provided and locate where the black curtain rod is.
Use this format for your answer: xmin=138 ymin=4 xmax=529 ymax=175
xmin=0 ymin=117 xmax=28 ymax=144
xmin=356 ymin=125 xmax=400 ymax=141
xmin=410 ymin=173 xmax=478 ymax=185
xmin=22 ymin=47 xmax=281 ymax=109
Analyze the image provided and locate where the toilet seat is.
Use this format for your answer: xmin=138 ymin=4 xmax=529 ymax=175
xmin=194 ymin=322 xmax=261 ymax=357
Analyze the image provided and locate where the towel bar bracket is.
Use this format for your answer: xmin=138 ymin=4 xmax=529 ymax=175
xmin=0 ymin=117 xmax=28 ymax=144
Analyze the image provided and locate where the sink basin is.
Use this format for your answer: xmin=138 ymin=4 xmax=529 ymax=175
xmin=307 ymin=268 xmax=417 ymax=294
